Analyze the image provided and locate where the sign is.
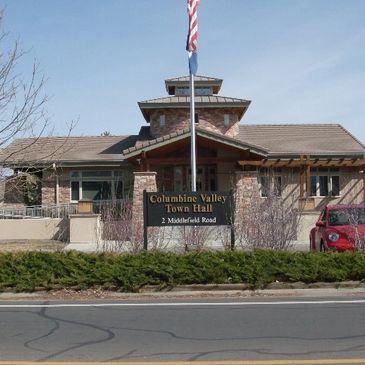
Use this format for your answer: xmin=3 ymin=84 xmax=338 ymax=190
xmin=144 ymin=191 xmax=232 ymax=227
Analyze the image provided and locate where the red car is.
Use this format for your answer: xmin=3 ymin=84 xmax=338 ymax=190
xmin=310 ymin=204 xmax=365 ymax=252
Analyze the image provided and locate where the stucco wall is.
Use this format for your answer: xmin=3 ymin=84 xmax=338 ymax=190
xmin=0 ymin=218 xmax=68 ymax=241
xmin=69 ymin=214 xmax=100 ymax=244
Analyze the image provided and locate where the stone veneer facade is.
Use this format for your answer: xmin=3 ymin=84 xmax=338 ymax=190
xmin=41 ymin=171 xmax=73 ymax=205
xmin=149 ymin=108 xmax=240 ymax=139
xmin=234 ymin=171 xmax=260 ymax=219
xmin=131 ymin=172 xmax=157 ymax=245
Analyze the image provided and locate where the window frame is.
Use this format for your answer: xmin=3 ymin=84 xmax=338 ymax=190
xmin=310 ymin=168 xmax=341 ymax=197
xmin=258 ymin=169 xmax=282 ymax=198
xmin=69 ymin=170 xmax=131 ymax=202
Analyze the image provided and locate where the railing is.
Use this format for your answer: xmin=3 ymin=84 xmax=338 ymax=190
xmin=0 ymin=203 xmax=78 ymax=219
xmin=0 ymin=199 xmax=131 ymax=219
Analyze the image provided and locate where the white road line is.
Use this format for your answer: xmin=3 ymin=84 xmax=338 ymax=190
xmin=0 ymin=299 xmax=365 ymax=308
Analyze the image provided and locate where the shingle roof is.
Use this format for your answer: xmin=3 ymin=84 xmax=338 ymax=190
xmin=1 ymin=135 xmax=137 ymax=167
xmin=2 ymin=124 xmax=364 ymax=167
xmin=165 ymin=75 xmax=223 ymax=83
xmin=238 ymin=124 xmax=365 ymax=156
xmin=138 ymin=95 xmax=250 ymax=122
xmin=139 ymin=95 xmax=249 ymax=106
xmin=122 ymin=126 xmax=268 ymax=158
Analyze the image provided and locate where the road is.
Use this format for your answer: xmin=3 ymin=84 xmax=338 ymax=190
xmin=1 ymin=295 xmax=365 ymax=363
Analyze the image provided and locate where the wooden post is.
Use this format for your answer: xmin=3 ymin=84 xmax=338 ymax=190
xmin=306 ymin=157 xmax=311 ymax=198
xmin=363 ymin=169 xmax=365 ymax=203
xmin=299 ymin=168 xmax=305 ymax=200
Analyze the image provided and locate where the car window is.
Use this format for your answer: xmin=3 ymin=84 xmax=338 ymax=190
xmin=329 ymin=208 xmax=365 ymax=226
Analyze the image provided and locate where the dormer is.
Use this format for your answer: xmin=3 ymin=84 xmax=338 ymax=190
xmin=165 ymin=75 xmax=223 ymax=96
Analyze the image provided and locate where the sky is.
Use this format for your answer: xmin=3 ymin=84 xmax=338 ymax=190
xmin=1 ymin=0 xmax=365 ymax=144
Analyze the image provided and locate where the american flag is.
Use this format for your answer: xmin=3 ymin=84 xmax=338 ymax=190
xmin=186 ymin=0 xmax=200 ymax=75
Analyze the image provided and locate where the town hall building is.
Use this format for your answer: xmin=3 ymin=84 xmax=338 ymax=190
xmin=1 ymin=75 xmax=365 ymax=245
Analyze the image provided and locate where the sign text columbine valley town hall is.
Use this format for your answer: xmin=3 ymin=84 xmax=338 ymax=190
xmin=144 ymin=192 xmax=232 ymax=227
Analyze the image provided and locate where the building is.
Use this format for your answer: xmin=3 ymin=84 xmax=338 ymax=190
xmin=1 ymin=75 xmax=365 ymax=245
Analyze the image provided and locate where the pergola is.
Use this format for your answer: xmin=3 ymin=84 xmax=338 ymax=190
xmin=238 ymin=155 xmax=365 ymax=202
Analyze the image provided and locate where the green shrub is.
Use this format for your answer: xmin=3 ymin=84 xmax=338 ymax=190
xmin=0 ymin=250 xmax=364 ymax=292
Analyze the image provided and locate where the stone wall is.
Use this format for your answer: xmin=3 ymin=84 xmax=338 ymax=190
xmin=131 ymin=172 xmax=157 ymax=247
xmin=41 ymin=172 xmax=56 ymax=205
xmin=59 ymin=178 xmax=70 ymax=203
xmin=149 ymin=108 xmax=240 ymax=139
xmin=234 ymin=171 xmax=260 ymax=219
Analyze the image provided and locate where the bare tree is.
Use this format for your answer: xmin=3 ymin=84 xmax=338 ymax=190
xmin=0 ymin=12 xmax=48 ymax=152
xmin=0 ymin=11 xmax=74 ymax=205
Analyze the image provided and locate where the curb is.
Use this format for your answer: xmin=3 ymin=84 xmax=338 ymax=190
xmin=139 ymin=281 xmax=365 ymax=293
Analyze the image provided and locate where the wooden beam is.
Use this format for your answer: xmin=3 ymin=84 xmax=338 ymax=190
xmin=146 ymin=157 xmax=235 ymax=165
xmin=238 ymin=158 xmax=365 ymax=168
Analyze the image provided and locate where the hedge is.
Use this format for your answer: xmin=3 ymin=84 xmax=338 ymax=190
xmin=0 ymin=250 xmax=365 ymax=292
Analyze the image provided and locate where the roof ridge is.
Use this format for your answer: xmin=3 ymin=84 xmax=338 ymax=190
xmin=240 ymin=123 xmax=342 ymax=127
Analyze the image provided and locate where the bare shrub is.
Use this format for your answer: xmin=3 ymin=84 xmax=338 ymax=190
xmin=147 ymin=226 xmax=175 ymax=251
xmin=97 ymin=199 xmax=142 ymax=253
xmin=235 ymin=189 xmax=302 ymax=251
xmin=215 ymin=226 xmax=234 ymax=250
xmin=176 ymin=225 xmax=215 ymax=252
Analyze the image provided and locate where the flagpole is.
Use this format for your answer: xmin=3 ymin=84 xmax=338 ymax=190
xmin=186 ymin=0 xmax=199 ymax=192
xmin=190 ymin=73 xmax=196 ymax=192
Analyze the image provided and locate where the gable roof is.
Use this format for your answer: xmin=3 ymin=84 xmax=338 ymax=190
xmin=238 ymin=124 xmax=365 ymax=157
xmin=2 ymin=124 xmax=364 ymax=168
xmin=1 ymin=135 xmax=137 ymax=167
xmin=122 ymin=126 xmax=268 ymax=159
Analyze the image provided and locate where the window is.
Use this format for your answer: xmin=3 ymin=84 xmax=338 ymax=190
xmin=310 ymin=168 xmax=340 ymax=197
xmin=175 ymin=87 xmax=190 ymax=96
xmin=186 ymin=166 xmax=216 ymax=191
xmin=259 ymin=169 xmax=282 ymax=197
xmin=174 ymin=167 xmax=183 ymax=192
xmin=223 ymin=114 xmax=230 ymax=127
xmin=260 ymin=176 xmax=270 ymax=198
xmin=70 ymin=170 xmax=132 ymax=202
xmin=82 ymin=181 xmax=111 ymax=200
xmin=71 ymin=181 xmax=80 ymax=201
xmin=195 ymin=87 xmax=212 ymax=96
xmin=159 ymin=114 xmax=166 ymax=127
xmin=175 ymin=86 xmax=212 ymax=96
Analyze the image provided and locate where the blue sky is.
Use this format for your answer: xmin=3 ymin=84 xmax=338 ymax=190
xmin=2 ymin=0 xmax=365 ymax=144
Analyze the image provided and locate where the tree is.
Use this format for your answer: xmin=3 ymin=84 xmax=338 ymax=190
xmin=0 ymin=11 xmax=73 ymax=205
